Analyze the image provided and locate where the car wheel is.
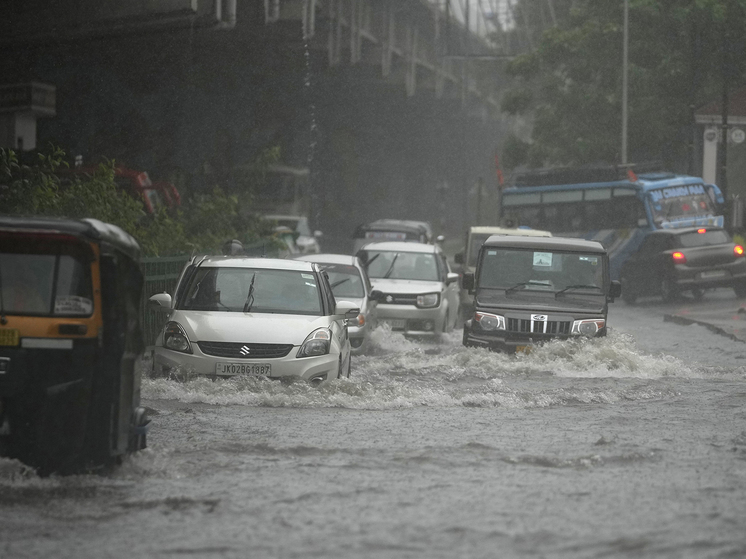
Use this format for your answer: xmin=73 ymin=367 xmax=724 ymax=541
xmin=735 ymin=281 xmax=746 ymax=298
xmin=346 ymin=353 xmax=352 ymax=378
xmin=660 ymin=277 xmax=679 ymax=302
xmin=620 ymin=274 xmax=637 ymax=305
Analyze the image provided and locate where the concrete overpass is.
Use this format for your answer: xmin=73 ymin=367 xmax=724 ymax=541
xmin=1 ymin=0 xmax=513 ymax=249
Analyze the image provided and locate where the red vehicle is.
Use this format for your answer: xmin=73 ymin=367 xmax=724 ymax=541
xmin=60 ymin=165 xmax=181 ymax=214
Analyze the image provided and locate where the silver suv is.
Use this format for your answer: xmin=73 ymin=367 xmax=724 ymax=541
xmin=357 ymin=241 xmax=460 ymax=339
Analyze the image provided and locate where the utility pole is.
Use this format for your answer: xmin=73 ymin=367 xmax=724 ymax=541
xmin=621 ymin=0 xmax=629 ymax=165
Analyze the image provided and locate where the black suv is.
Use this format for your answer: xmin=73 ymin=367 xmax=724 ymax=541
xmin=462 ymin=236 xmax=621 ymax=353
xmin=619 ymin=227 xmax=746 ymax=303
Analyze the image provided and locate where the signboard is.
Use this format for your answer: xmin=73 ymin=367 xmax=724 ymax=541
xmin=0 ymin=83 xmax=56 ymax=116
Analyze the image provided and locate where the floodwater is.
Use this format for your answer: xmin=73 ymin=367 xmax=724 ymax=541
xmin=1 ymin=304 xmax=746 ymax=559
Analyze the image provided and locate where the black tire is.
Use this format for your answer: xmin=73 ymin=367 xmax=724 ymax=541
xmin=660 ymin=277 xmax=679 ymax=302
xmin=620 ymin=275 xmax=637 ymax=305
xmin=346 ymin=353 xmax=352 ymax=378
xmin=735 ymin=281 xmax=746 ymax=299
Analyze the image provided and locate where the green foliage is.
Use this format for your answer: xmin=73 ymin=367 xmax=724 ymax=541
xmin=0 ymin=146 xmax=276 ymax=257
xmin=501 ymin=0 xmax=746 ymax=169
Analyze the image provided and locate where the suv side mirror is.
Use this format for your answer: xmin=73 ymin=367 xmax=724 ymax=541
xmin=609 ymin=280 xmax=622 ymax=302
xmin=370 ymin=289 xmax=384 ymax=302
xmin=462 ymin=273 xmax=475 ymax=293
xmin=446 ymin=272 xmax=459 ymax=285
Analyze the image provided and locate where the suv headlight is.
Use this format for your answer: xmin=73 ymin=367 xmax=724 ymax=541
xmin=297 ymin=327 xmax=331 ymax=358
xmin=416 ymin=293 xmax=440 ymax=308
xmin=475 ymin=312 xmax=505 ymax=331
xmin=572 ymin=319 xmax=605 ymax=336
xmin=163 ymin=321 xmax=192 ymax=354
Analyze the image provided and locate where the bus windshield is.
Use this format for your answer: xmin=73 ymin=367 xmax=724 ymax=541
xmin=648 ymin=186 xmax=717 ymax=227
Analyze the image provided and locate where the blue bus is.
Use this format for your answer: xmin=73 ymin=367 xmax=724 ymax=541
xmin=499 ymin=169 xmax=724 ymax=279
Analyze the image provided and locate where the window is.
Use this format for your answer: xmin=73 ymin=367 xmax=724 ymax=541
xmin=362 ymin=251 xmax=439 ymax=281
xmin=0 ymin=238 xmax=93 ymax=316
xmin=180 ymin=268 xmax=322 ymax=315
xmin=318 ymin=264 xmax=365 ymax=298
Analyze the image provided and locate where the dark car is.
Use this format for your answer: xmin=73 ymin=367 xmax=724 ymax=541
xmin=619 ymin=227 xmax=746 ymax=304
xmin=352 ymin=219 xmax=439 ymax=253
xmin=462 ymin=235 xmax=621 ymax=353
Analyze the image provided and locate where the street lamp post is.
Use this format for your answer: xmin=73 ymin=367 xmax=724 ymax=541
xmin=621 ymin=0 xmax=629 ymax=165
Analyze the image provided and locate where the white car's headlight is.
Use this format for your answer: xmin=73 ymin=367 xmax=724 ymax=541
xmin=416 ymin=293 xmax=440 ymax=308
xmin=572 ymin=319 xmax=605 ymax=336
xmin=297 ymin=327 xmax=332 ymax=358
xmin=163 ymin=321 xmax=192 ymax=354
xmin=475 ymin=312 xmax=505 ymax=331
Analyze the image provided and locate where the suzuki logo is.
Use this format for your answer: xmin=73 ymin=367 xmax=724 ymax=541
xmin=531 ymin=314 xmax=548 ymax=321
xmin=385 ymin=295 xmax=394 ymax=303
xmin=239 ymin=345 xmax=251 ymax=356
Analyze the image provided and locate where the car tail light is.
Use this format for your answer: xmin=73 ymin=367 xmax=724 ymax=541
xmin=672 ymin=252 xmax=687 ymax=263
xmin=697 ymin=228 xmax=707 ymax=234
xmin=735 ymin=245 xmax=745 ymax=257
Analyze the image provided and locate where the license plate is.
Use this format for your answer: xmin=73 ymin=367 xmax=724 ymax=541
xmin=215 ymin=362 xmax=271 ymax=376
xmin=384 ymin=319 xmax=406 ymax=330
xmin=0 ymin=329 xmax=19 ymax=347
xmin=515 ymin=345 xmax=531 ymax=354
xmin=700 ymin=270 xmax=726 ymax=279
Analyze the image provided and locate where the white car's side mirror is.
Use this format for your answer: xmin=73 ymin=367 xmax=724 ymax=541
xmin=335 ymin=300 xmax=360 ymax=318
xmin=149 ymin=292 xmax=172 ymax=310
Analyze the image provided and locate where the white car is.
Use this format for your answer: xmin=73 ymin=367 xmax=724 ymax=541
xmin=262 ymin=214 xmax=322 ymax=254
xmin=356 ymin=241 xmax=460 ymax=339
xmin=149 ymin=257 xmax=358 ymax=384
xmin=294 ymin=253 xmax=383 ymax=354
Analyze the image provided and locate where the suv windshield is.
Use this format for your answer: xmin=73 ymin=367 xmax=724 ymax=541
xmin=0 ymin=238 xmax=93 ymax=316
xmin=364 ymin=251 xmax=439 ymax=281
xmin=180 ymin=267 xmax=322 ymax=315
xmin=478 ymin=248 xmax=604 ymax=293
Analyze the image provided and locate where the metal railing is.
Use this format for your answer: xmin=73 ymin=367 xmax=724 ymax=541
xmin=140 ymin=255 xmax=190 ymax=345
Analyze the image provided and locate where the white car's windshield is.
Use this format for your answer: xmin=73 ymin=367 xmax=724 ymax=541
xmin=478 ymin=248 xmax=604 ymax=293
xmin=180 ymin=267 xmax=322 ymax=315
xmin=318 ymin=263 xmax=365 ymax=298
xmin=364 ymin=251 xmax=439 ymax=281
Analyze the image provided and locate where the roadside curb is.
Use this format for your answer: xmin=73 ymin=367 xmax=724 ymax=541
xmin=663 ymin=314 xmax=746 ymax=344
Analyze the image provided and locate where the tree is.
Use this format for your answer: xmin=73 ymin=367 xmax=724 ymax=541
xmin=0 ymin=146 xmax=278 ymax=257
xmin=501 ymin=0 xmax=746 ymax=170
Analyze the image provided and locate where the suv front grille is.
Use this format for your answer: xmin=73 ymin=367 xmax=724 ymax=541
xmin=380 ymin=293 xmax=418 ymax=305
xmin=198 ymin=341 xmax=293 ymax=359
xmin=506 ymin=318 xmax=571 ymax=335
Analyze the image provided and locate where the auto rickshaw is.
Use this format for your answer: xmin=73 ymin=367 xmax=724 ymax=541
xmin=0 ymin=216 xmax=149 ymax=474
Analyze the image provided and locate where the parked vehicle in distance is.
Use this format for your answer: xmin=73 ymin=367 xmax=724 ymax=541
xmin=59 ymin=164 xmax=181 ymax=214
xmin=0 ymin=216 xmax=149 ymax=475
xmin=294 ymin=254 xmax=383 ymax=354
xmin=149 ymin=256 xmax=358 ymax=385
xmin=454 ymin=226 xmax=552 ymax=320
xmin=357 ymin=241 xmax=460 ymax=339
xmin=462 ymin=235 xmax=621 ymax=353
xmin=262 ymin=214 xmax=322 ymax=254
xmin=619 ymin=227 xmax=746 ymax=303
xmin=352 ymin=219 xmax=441 ymax=253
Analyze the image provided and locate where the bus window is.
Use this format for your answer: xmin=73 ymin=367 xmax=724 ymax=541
xmin=610 ymin=193 xmax=647 ymax=228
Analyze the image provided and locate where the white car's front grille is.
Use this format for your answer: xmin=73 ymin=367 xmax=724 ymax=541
xmin=198 ymin=342 xmax=293 ymax=359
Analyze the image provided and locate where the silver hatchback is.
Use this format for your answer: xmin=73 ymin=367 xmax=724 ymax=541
xmin=294 ymin=254 xmax=382 ymax=354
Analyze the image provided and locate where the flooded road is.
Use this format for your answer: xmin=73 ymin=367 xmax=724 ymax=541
xmin=1 ymin=302 xmax=746 ymax=559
